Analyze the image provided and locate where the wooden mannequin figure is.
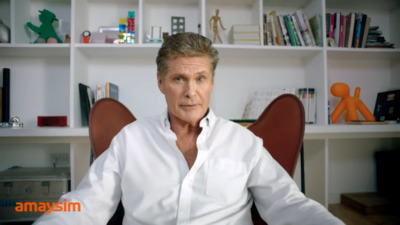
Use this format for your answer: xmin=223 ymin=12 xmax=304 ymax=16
xmin=330 ymin=82 xmax=375 ymax=123
xmin=209 ymin=9 xmax=226 ymax=43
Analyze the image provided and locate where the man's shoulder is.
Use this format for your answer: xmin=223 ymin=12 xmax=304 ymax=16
xmin=213 ymin=116 xmax=258 ymax=139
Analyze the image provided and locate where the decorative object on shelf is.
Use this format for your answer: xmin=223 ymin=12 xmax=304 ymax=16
xmin=91 ymin=32 xmax=106 ymax=43
xmin=82 ymin=30 xmax=91 ymax=43
xmin=26 ymin=9 xmax=63 ymax=43
xmin=373 ymin=89 xmax=400 ymax=122
xmin=0 ymin=116 xmax=23 ymax=128
xmin=64 ymin=34 xmax=71 ymax=43
xmin=1 ymin=68 xmax=10 ymax=123
xmin=126 ymin=11 xmax=135 ymax=44
xmin=163 ymin=32 xmax=169 ymax=42
xmin=0 ymin=19 xmax=10 ymax=43
xmin=118 ymin=17 xmax=126 ymax=44
xmin=330 ymin=82 xmax=375 ymax=123
xmin=37 ymin=116 xmax=67 ymax=127
xmin=209 ymin=9 xmax=225 ymax=43
xmin=99 ymin=27 xmax=119 ymax=44
xmin=171 ymin=16 xmax=185 ymax=35
xmin=147 ymin=26 xmax=163 ymax=43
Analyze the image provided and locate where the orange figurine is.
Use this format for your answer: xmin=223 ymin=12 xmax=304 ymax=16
xmin=330 ymin=82 xmax=375 ymax=123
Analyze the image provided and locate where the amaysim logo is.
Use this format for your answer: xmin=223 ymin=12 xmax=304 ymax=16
xmin=15 ymin=199 xmax=81 ymax=214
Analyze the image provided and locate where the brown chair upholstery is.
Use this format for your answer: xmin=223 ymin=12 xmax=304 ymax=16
xmin=248 ymin=93 xmax=305 ymax=225
xmin=89 ymin=98 xmax=136 ymax=225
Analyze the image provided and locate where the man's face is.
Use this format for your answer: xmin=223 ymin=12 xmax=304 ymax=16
xmin=158 ymin=56 xmax=214 ymax=127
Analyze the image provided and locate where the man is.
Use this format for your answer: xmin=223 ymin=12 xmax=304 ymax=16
xmin=34 ymin=32 xmax=343 ymax=224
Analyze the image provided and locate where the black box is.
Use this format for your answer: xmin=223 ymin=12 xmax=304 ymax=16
xmin=374 ymin=89 xmax=400 ymax=122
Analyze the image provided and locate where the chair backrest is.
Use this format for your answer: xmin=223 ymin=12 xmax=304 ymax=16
xmin=89 ymin=98 xmax=136 ymax=158
xmin=247 ymin=93 xmax=305 ymax=225
xmin=89 ymin=98 xmax=135 ymax=225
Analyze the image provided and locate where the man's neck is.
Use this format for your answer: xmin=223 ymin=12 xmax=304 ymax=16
xmin=168 ymin=115 xmax=202 ymax=169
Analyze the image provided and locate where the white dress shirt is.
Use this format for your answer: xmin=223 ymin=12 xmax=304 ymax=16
xmin=34 ymin=109 xmax=343 ymax=225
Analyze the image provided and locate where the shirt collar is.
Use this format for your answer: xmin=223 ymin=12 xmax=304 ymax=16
xmin=161 ymin=108 xmax=216 ymax=131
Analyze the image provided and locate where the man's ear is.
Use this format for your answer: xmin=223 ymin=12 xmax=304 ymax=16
xmin=157 ymin=73 xmax=165 ymax=94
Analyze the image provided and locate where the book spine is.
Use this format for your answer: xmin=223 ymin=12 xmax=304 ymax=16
xmin=291 ymin=15 xmax=305 ymax=46
xmin=2 ymin=68 xmax=10 ymax=122
xmin=303 ymin=13 xmax=316 ymax=46
xmin=272 ymin=12 xmax=284 ymax=46
xmin=338 ymin=14 xmax=345 ymax=47
xmin=284 ymin=15 xmax=297 ymax=46
xmin=347 ymin=13 xmax=355 ymax=48
xmin=309 ymin=14 xmax=323 ymax=46
xmin=361 ymin=17 xmax=371 ymax=48
xmin=308 ymin=88 xmax=316 ymax=124
xmin=279 ymin=15 xmax=291 ymax=46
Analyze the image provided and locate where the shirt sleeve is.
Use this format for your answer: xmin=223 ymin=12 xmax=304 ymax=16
xmin=33 ymin=137 xmax=123 ymax=225
xmin=248 ymin=147 xmax=345 ymax=225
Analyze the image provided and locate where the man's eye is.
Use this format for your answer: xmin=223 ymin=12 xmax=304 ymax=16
xmin=197 ymin=77 xmax=205 ymax=82
xmin=174 ymin=77 xmax=183 ymax=81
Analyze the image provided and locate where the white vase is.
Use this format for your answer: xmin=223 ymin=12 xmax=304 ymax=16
xmin=0 ymin=19 xmax=11 ymax=43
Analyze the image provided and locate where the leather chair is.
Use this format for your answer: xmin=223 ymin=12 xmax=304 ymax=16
xmin=248 ymin=93 xmax=305 ymax=225
xmin=89 ymin=98 xmax=136 ymax=225
xmin=89 ymin=94 xmax=305 ymax=225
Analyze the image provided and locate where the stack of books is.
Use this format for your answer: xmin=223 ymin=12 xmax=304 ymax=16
xmin=325 ymin=12 xmax=394 ymax=48
xmin=78 ymin=82 xmax=119 ymax=126
xmin=263 ymin=10 xmax=317 ymax=47
xmin=366 ymin=26 xmax=394 ymax=48
xmin=242 ymin=88 xmax=316 ymax=124
xmin=95 ymin=82 xmax=119 ymax=101
xmin=229 ymin=24 xmax=261 ymax=45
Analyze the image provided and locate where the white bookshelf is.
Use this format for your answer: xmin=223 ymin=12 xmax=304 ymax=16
xmin=0 ymin=0 xmax=399 ymax=211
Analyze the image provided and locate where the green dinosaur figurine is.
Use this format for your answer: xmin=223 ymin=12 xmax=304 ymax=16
xmin=26 ymin=9 xmax=63 ymax=43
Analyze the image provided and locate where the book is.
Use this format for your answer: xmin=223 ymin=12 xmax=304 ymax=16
xmin=78 ymin=83 xmax=93 ymax=126
xmin=230 ymin=24 xmax=259 ymax=32
xmin=352 ymin=13 xmax=362 ymax=48
xmin=333 ymin=13 xmax=341 ymax=46
xmin=291 ymin=14 xmax=305 ymax=46
xmin=230 ymin=24 xmax=261 ymax=45
xmin=272 ymin=11 xmax=284 ymax=46
xmin=345 ymin=12 xmax=355 ymax=48
xmin=283 ymin=15 xmax=298 ymax=46
xmin=338 ymin=13 xmax=345 ymax=47
xmin=326 ymin=13 xmax=331 ymax=38
xmin=297 ymin=88 xmax=316 ymax=124
xmin=360 ymin=16 xmax=371 ymax=48
xmin=0 ymin=87 xmax=2 ymax=122
xmin=303 ymin=13 xmax=316 ymax=46
xmin=278 ymin=15 xmax=291 ymax=46
xmin=309 ymin=14 xmax=323 ymax=46
xmin=263 ymin=14 xmax=267 ymax=45
xmin=357 ymin=13 xmax=368 ymax=48
xmin=2 ymin=68 xmax=10 ymax=123
xmin=266 ymin=15 xmax=273 ymax=45
xmin=329 ymin=13 xmax=335 ymax=39
xmin=294 ymin=10 xmax=313 ymax=46
xmin=105 ymin=82 xmax=119 ymax=100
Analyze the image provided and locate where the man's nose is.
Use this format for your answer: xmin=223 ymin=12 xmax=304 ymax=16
xmin=185 ymin=80 xmax=197 ymax=97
